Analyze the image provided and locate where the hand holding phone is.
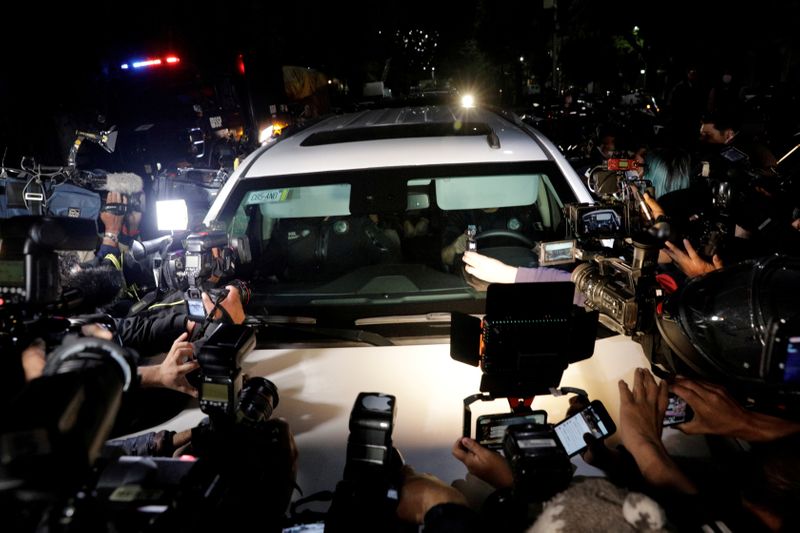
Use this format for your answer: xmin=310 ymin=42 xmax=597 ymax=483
xmin=663 ymin=392 xmax=694 ymax=427
xmin=466 ymin=224 xmax=477 ymax=252
xmin=553 ymin=399 xmax=616 ymax=456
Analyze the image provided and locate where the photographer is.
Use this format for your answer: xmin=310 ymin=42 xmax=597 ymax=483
xmin=94 ymin=191 xmax=152 ymax=315
xmin=443 ymin=370 xmax=764 ymax=532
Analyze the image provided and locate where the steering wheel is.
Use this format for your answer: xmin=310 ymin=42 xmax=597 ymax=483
xmin=474 ymin=229 xmax=534 ymax=249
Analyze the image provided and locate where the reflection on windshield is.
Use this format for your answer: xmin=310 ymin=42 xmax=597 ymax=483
xmin=227 ymin=172 xmax=566 ymax=298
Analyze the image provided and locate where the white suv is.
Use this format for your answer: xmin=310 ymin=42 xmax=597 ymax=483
xmin=187 ymin=104 xmax=649 ymax=498
xmin=206 ymin=105 xmax=593 ymax=324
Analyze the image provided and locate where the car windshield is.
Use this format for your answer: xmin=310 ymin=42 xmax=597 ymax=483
xmin=217 ymin=161 xmax=578 ymax=331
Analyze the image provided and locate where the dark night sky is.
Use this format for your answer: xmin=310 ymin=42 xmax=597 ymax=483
xmin=2 ymin=0 xmax=798 ymax=164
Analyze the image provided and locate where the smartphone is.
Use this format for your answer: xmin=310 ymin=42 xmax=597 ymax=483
xmin=553 ymin=400 xmax=616 ymax=457
xmin=476 ymin=411 xmax=547 ymax=451
xmin=663 ymin=392 xmax=695 ymax=427
xmin=466 ymin=224 xmax=477 ymax=251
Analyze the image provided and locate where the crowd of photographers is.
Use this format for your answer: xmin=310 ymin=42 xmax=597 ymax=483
xmin=2 ymin=88 xmax=799 ymax=532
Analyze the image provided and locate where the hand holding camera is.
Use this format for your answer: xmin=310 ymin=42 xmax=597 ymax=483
xmin=138 ymin=331 xmax=199 ymax=397
xmin=100 ymin=191 xmax=126 ymax=245
xmin=451 ymin=437 xmax=514 ymax=490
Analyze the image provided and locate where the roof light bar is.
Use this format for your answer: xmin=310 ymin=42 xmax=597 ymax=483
xmin=120 ymin=56 xmax=181 ymax=70
xmin=133 ymin=59 xmax=162 ymax=68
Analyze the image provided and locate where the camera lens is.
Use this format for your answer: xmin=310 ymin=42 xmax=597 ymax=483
xmin=237 ymin=377 xmax=279 ymax=424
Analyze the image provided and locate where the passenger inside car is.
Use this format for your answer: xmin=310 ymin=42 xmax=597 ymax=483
xmin=263 ymin=214 xmax=402 ymax=282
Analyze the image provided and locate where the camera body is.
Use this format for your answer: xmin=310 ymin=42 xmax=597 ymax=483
xmin=0 ymin=216 xmax=100 ymax=354
xmin=503 ymin=423 xmax=573 ymax=502
xmin=162 ymin=230 xmax=232 ymax=291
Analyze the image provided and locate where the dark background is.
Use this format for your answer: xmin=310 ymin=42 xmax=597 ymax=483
xmin=2 ymin=0 xmax=798 ymax=165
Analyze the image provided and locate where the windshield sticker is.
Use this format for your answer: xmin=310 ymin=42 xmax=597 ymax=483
xmin=246 ymin=189 xmax=290 ymax=204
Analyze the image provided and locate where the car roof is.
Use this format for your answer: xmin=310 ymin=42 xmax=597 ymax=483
xmin=205 ymin=104 xmax=591 ymax=223
xmin=242 ymin=105 xmax=554 ymax=177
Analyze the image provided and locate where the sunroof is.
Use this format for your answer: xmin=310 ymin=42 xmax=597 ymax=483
xmin=300 ymin=122 xmax=495 ymax=147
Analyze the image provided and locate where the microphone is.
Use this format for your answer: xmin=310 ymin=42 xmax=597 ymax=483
xmin=101 ymin=172 xmax=144 ymax=196
xmin=60 ymin=265 xmax=124 ymax=314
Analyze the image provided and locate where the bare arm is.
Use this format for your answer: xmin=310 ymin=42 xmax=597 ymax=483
xmin=618 ymin=369 xmax=697 ymax=494
xmin=671 ymin=378 xmax=800 ymax=442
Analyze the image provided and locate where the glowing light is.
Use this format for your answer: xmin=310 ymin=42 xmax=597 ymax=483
xmin=640 ymin=69 xmax=646 ymax=74
xmin=519 ymin=56 xmax=525 ymax=62
xmin=132 ymin=59 xmax=162 ymax=68
xmin=121 ymin=64 xmax=129 ymax=69
xmin=156 ymin=200 xmax=189 ymax=231
xmin=165 ymin=56 xmax=180 ymax=64
xmin=461 ymin=94 xmax=475 ymax=108
xmin=259 ymin=125 xmax=274 ymax=144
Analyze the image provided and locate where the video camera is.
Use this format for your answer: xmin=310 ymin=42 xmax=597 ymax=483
xmin=686 ymin=144 xmax=799 ymax=258
xmin=0 ymin=127 xmax=144 ymax=221
xmin=535 ymin=157 xmax=668 ymax=337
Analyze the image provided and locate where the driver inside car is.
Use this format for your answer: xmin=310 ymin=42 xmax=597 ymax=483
xmin=440 ymin=206 xmax=540 ymax=271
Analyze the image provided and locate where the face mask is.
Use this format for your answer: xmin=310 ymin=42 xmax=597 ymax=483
xmin=722 ymin=74 xmax=732 ymax=84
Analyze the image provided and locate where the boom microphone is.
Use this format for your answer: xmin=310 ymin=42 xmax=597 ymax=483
xmin=61 ymin=265 xmax=124 ymax=314
xmin=100 ymin=173 xmax=144 ymax=196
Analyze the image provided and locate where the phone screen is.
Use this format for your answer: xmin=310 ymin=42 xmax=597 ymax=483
xmin=186 ymin=298 xmax=206 ymax=320
xmin=554 ymin=402 xmax=612 ymax=456
xmin=477 ymin=412 xmax=547 ymax=450
xmin=782 ymin=336 xmax=800 ymax=384
xmin=663 ymin=393 xmax=694 ymax=426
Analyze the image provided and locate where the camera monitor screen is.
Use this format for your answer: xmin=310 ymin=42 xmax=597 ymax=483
xmin=0 ymin=260 xmax=24 ymax=287
xmin=476 ymin=411 xmax=547 ymax=450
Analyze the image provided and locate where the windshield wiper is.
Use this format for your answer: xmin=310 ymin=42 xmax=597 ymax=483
xmin=246 ymin=315 xmax=394 ymax=347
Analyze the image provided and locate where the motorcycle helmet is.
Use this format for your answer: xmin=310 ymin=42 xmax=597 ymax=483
xmin=656 ymin=255 xmax=800 ymax=401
